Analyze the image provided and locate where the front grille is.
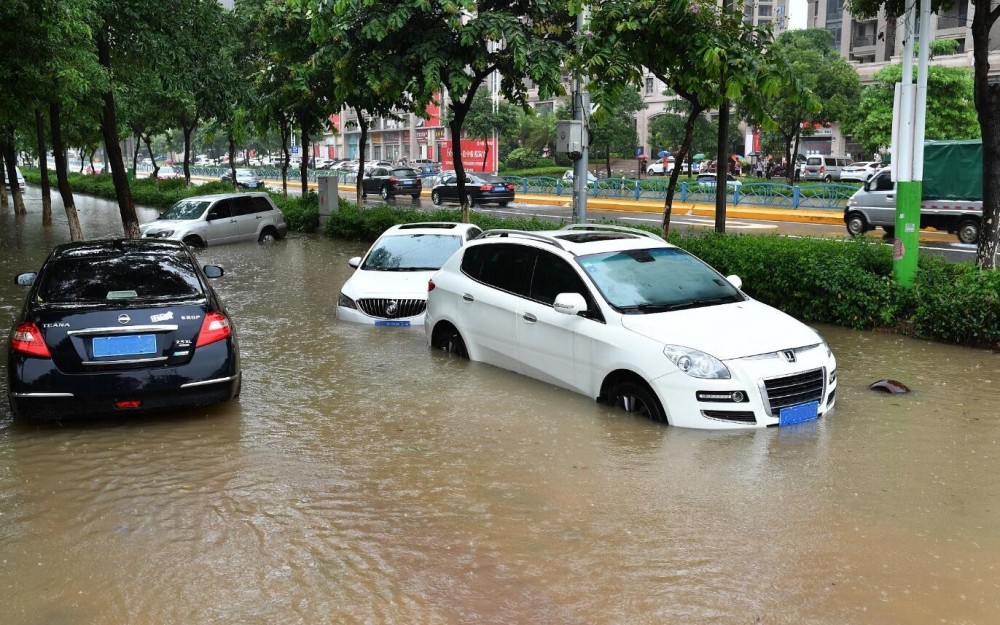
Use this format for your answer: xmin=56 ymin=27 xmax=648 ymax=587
xmin=702 ymin=410 xmax=757 ymax=424
xmin=762 ymin=368 xmax=825 ymax=415
xmin=357 ymin=298 xmax=426 ymax=319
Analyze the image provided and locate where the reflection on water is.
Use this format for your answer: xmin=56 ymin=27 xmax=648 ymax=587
xmin=1 ymin=188 xmax=999 ymax=624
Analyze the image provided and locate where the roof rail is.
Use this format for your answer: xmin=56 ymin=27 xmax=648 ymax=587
xmin=476 ymin=229 xmax=568 ymax=250
xmin=559 ymin=223 xmax=667 ymax=243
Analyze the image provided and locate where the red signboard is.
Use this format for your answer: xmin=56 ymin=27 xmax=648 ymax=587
xmin=439 ymin=138 xmax=498 ymax=173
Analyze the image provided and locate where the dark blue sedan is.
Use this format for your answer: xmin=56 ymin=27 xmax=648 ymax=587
xmin=6 ymin=239 xmax=241 ymax=420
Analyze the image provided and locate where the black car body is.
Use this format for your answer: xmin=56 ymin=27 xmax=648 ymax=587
xmin=361 ymin=166 xmax=423 ymax=200
xmin=7 ymin=239 xmax=241 ymax=420
xmin=220 ymin=168 xmax=263 ymax=189
xmin=431 ymin=173 xmax=515 ymax=207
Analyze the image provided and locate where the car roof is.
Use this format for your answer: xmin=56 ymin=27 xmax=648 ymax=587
xmin=470 ymin=225 xmax=674 ymax=257
xmin=380 ymin=222 xmax=481 ymax=237
xmin=175 ymin=192 xmax=270 ymax=201
xmin=49 ymin=238 xmax=189 ymax=259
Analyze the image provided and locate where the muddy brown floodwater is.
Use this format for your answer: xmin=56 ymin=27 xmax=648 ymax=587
xmin=1 ymin=188 xmax=999 ymax=624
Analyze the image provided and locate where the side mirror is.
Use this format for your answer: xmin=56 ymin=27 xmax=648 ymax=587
xmin=726 ymin=275 xmax=743 ymax=290
xmin=15 ymin=272 xmax=36 ymax=287
xmin=348 ymin=256 xmax=362 ymax=269
xmin=203 ymin=265 xmax=224 ymax=279
xmin=553 ymin=292 xmax=588 ymax=316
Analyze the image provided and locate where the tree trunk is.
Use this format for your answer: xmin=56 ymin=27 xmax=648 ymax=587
xmin=662 ymin=101 xmax=704 ymax=238
xmin=50 ymin=101 xmax=83 ymax=240
xmin=35 ymin=109 xmax=52 ymax=224
xmin=280 ymin=116 xmax=290 ymax=197
xmin=0 ymin=152 xmax=8 ymax=211
xmin=227 ymin=137 xmax=237 ymax=189
xmin=300 ymin=124 xmax=309 ymax=196
xmin=792 ymin=126 xmax=803 ymax=182
xmin=1 ymin=136 xmax=27 ymax=215
xmin=97 ymin=29 xmax=140 ymax=238
xmin=144 ymin=136 xmax=159 ymax=179
xmin=972 ymin=2 xmax=1000 ymax=269
xmin=714 ymin=97 xmax=729 ymax=233
xmin=131 ymin=135 xmax=142 ymax=178
xmin=449 ymin=105 xmax=471 ymax=223
xmin=355 ymin=108 xmax=368 ymax=209
xmin=182 ymin=122 xmax=196 ymax=183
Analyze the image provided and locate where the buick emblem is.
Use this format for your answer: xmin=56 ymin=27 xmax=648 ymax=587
xmin=385 ymin=300 xmax=399 ymax=317
xmin=118 ymin=314 xmax=131 ymax=325
xmin=781 ymin=350 xmax=796 ymax=363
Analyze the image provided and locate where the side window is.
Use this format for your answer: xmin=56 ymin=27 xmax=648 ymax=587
xmin=476 ymin=244 xmax=533 ymax=296
xmin=460 ymin=245 xmax=488 ymax=280
xmin=825 ymin=157 xmax=835 ymax=167
xmin=874 ymin=173 xmax=894 ymax=191
xmin=232 ymin=197 xmax=254 ymax=216
xmin=466 ymin=228 xmax=482 ymax=241
xmin=528 ymin=250 xmax=589 ymax=306
xmin=444 ymin=176 xmax=456 ymax=185
xmin=252 ymin=197 xmax=274 ymax=214
xmin=207 ymin=200 xmax=232 ymax=220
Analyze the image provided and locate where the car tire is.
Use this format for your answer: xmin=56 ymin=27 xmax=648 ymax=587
xmin=499 ymin=201 xmax=509 ymax=207
xmin=411 ymin=194 xmax=420 ymax=202
xmin=183 ymin=235 xmax=205 ymax=249
xmin=646 ymin=168 xmax=655 ymax=176
xmin=258 ymin=227 xmax=277 ymax=243
xmin=434 ymin=324 xmax=468 ymax=358
xmin=607 ymin=379 xmax=667 ymax=423
xmin=465 ymin=194 xmax=475 ymax=208
xmin=431 ymin=190 xmax=441 ymax=205
xmin=824 ymin=174 xmax=833 ymax=182
xmin=957 ymin=217 xmax=980 ymax=244
xmin=845 ymin=212 xmax=869 ymax=237
xmin=882 ymin=225 xmax=895 ymax=240
xmin=380 ymin=186 xmax=391 ymax=201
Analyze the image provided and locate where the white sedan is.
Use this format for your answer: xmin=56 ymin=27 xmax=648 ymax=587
xmin=840 ymin=161 xmax=880 ymax=182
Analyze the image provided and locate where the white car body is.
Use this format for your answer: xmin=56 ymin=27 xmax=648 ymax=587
xmin=3 ymin=166 xmax=26 ymax=192
xmin=336 ymin=222 xmax=483 ymax=326
xmin=646 ymin=159 xmax=675 ymax=175
xmin=425 ymin=225 xmax=837 ymax=430
xmin=140 ymin=192 xmax=288 ymax=248
xmin=840 ymin=161 xmax=880 ymax=182
xmin=562 ymin=169 xmax=597 ymax=184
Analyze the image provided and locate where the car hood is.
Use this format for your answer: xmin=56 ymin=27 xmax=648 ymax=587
xmin=619 ymin=299 xmax=822 ymax=360
xmin=341 ymin=269 xmax=435 ymax=299
xmin=140 ymin=219 xmax=199 ymax=233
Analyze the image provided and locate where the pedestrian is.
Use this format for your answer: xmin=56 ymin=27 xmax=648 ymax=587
xmin=756 ymin=161 xmax=763 ymax=179
xmin=765 ymin=161 xmax=773 ymax=180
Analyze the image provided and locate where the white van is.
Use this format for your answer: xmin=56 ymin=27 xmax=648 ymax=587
xmin=802 ymin=155 xmax=853 ymax=182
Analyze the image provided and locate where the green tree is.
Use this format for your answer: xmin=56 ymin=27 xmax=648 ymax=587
xmin=843 ymin=64 xmax=978 ymax=158
xmin=849 ymin=0 xmax=1000 ymax=268
xmin=462 ymin=90 xmax=519 ymax=172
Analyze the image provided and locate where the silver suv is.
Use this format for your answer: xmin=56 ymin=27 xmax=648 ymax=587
xmin=140 ymin=192 xmax=288 ymax=248
xmin=801 ymin=155 xmax=853 ymax=182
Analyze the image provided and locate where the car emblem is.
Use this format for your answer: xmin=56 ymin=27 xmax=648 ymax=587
xmin=385 ymin=300 xmax=399 ymax=317
xmin=781 ymin=350 xmax=796 ymax=363
xmin=118 ymin=314 xmax=131 ymax=325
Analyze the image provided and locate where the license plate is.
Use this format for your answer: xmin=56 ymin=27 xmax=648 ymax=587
xmin=779 ymin=400 xmax=819 ymax=426
xmin=93 ymin=334 xmax=157 ymax=357
xmin=375 ymin=320 xmax=411 ymax=327
xmin=494 ymin=185 xmax=506 ymax=191
xmin=401 ymin=180 xmax=413 ymax=185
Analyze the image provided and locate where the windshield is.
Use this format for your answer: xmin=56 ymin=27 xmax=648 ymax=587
xmin=161 ymin=199 xmax=210 ymax=220
xmin=577 ymin=247 xmax=744 ymax=313
xmin=36 ymin=252 xmax=204 ymax=304
xmin=391 ymin=168 xmax=419 ymax=177
xmin=361 ymin=234 xmax=463 ymax=271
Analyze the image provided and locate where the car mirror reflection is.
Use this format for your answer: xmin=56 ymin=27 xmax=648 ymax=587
xmin=553 ymin=292 xmax=588 ymax=316
xmin=15 ymin=272 xmax=36 ymax=287
xmin=726 ymin=275 xmax=743 ymax=290
xmin=203 ymin=265 xmax=225 ymax=279
xmin=348 ymin=256 xmax=361 ymax=269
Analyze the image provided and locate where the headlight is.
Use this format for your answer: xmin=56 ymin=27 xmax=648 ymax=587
xmin=338 ymin=292 xmax=356 ymax=309
xmin=663 ymin=345 xmax=730 ymax=379
xmin=146 ymin=230 xmax=174 ymax=238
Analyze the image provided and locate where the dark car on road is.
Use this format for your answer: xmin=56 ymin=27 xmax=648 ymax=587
xmin=220 ymin=168 xmax=264 ymax=189
xmin=431 ymin=172 xmax=516 ymax=207
xmin=361 ymin=166 xmax=423 ymax=201
xmin=6 ymin=239 xmax=241 ymax=420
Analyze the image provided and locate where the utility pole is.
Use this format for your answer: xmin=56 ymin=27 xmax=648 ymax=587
xmin=571 ymin=7 xmax=589 ymax=224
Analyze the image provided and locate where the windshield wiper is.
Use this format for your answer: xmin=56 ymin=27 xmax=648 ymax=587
xmin=618 ymin=296 xmax=739 ymax=314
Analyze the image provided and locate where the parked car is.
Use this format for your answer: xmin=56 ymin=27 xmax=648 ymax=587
xmin=424 ymin=224 xmax=837 ymax=429
xmin=561 ymin=169 xmax=597 ymax=184
xmin=139 ymin=192 xmax=287 ymax=248
xmin=646 ymin=157 xmax=675 ymax=176
xmin=801 ymin=155 xmax=853 ymax=182
xmin=337 ymin=222 xmax=483 ymax=326
xmin=840 ymin=161 xmax=880 ymax=182
xmin=220 ymin=168 xmax=264 ymax=189
xmin=6 ymin=239 xmax=240 ymax=420
xmin=156 ymin=165 xmax=181 ymax=180
xmin=361 ymin=166 xmax=423 ymax=201
xmin=431 ymin=172 xmax=516 ymax=207
xmin=695 ymin=173 xmax=742 ymax=190
xmin=2 ymin=165 xmax=26 ymax=192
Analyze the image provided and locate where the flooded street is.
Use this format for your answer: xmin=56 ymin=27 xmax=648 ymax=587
xmin=2 ymin=188 xmax=999 ymax=624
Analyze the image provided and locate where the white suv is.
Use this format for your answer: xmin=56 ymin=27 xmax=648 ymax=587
xmin=140 ymin=192 xmax=288 ymax=248
xmin=425 ymin=225 xmax=837 ymax=429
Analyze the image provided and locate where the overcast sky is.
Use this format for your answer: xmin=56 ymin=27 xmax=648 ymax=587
xmin=789 ymin=0 xmax=807 ymax=29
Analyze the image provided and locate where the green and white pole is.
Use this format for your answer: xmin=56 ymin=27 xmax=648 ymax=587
xmin=893 ymin=1 xmax=931 ymax=286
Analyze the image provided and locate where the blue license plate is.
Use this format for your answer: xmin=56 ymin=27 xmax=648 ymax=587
xmin=401 ymin=180 xmax=413 ymax=185
xmin=494 ymin=185 xmax=506 ymax=191
xmin=375 ymin=320 xmax=411 ymax=327
xmin=779 ymin=401 xmax=819 ymax=426
xmin=93 ymin=334 xmax=157 ymax=357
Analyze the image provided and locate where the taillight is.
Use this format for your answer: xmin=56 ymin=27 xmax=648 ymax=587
xmin=195 ymin=312 xmax=231 ymax=347
xmin=506 ymin=184 xmax=515 ymax=191
xmin=389 ymin=177 xmax=399 ymax=183
xmin=11 ymin=322 xmax=51 ymax=358
xmin=428 ymin=279 xmax=436 ymax=292
xmin=480 ymin=184 xmax=491 ymax=191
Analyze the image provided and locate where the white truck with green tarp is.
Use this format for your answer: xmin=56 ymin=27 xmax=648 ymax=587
xmin=843 ymin=139 xmax=983 ymax=244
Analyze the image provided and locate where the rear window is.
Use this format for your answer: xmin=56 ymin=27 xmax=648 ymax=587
xmin=807 ymin=157 xmax=822 ymax=166
xmin=36 ymin=252 xmax=204 ymax=304
xmin=391 ymin=168 xmax=420 ymax=177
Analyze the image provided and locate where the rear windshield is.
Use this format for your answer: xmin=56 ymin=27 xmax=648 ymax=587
xmin=807 ymin=157 xmax=822 ymax=165
xmin=161 ymin=199 xmax=210 ymax=220
xmin=391 ymin=168 xmax=420 ymax=177
xmin=36 ymin=252 xmax=204 ymax=304
xmin=362 ymin=234 xmax=463 ymax=271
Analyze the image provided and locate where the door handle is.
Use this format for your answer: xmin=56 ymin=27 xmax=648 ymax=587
xmin=256 ymin=215 xmax=263 ymax=220
xmin=886 ymin=195 xmax=893 ymax=199
xmin=522 ymin=312 xmax=537 ymax=323
xmin=462 ymin=293 xmax=474 ymax=302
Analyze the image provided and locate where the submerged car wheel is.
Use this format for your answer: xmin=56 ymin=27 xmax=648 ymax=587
xmin=431 ymin=190 xmax=442 ymax=205
xmin=183 ymin=235 xmax=205 ymax=249
xmin=259 ymin=227 xmax=277 ymax=243
xmin=608 ymin=380 xmax=667 ymax=423
xmin=435 ymin=325 xmax=468 ymax=358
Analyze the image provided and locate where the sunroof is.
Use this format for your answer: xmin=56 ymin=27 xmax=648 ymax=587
xmin=556 ymin=232 xmax=636 ymax=243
